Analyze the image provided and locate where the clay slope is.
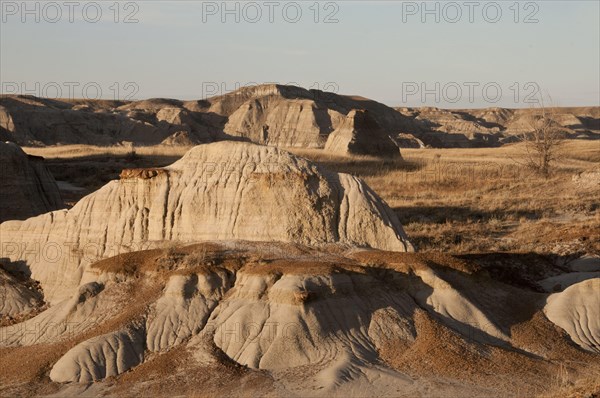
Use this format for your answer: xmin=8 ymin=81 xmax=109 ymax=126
xmin=0 ymin=265 xmax=44 ymax=321
xmin=0 ymin=243 xmax=598 ymax=397
xmin=0 ymin=141 xmax=64 ymax=222
xmin=324 ymin=110 xmax=401 ymax=158
xmin=397 ymin=107 xmax=503 ymax=148
xmin=544 ymin=278 xmax=600 ymax=353
xmin=0 ymin=142 xmax=412 ymax=304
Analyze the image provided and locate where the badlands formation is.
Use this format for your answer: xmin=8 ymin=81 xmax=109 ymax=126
xmin=0 ymin=141 xmax=64 ymax=223
xmin=396 ymin=106 xmax=600 ymax=147
xmin=0 ymin=85 xmax=413 ymax=156
xmin=0 ymin=140 xmax=598 ymax=397
xmin=0 ymin=241 xmax=599 ymax=397
xmin=2 ymin=85 xmax=598 ymax=151
xmin=0 ymin=142 xmax=412 ymax=305
xmin=324 ymin=110 xmax=402 ymax=158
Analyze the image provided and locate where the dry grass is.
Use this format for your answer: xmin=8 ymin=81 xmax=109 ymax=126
xmin=290 ymin=140 xmax=600 ymax=254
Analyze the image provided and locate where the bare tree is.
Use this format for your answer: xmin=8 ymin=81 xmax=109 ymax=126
xmin=518 ymin=96 xmax=566 ymax=178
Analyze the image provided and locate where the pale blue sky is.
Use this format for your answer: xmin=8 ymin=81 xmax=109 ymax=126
xmin=1 ymin=1 xmax=598 ymax=108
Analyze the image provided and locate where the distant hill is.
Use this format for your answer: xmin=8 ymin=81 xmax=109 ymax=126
xmin=396 ymin=106 xmax=600 ymax=147
xmin=1 ymin=86 xmax=598 ymax=151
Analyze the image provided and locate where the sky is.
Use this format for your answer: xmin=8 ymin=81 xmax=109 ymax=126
xmin=1 ymin=0 xmax=599 ymax=108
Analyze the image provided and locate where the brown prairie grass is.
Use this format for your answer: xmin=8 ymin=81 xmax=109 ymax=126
xmin=290 ymin=140 xmax=600 ymax=254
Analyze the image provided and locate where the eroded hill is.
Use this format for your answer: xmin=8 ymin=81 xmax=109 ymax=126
xmin=3 ymin=85 xmax=597 ymax=151
xmin=0 ymin=242 xmax=598 ymax=397
xmin=397 ymin=106 xmax=600 ymax=147
xmin=0 ymin=142 xmax=412 ymax=304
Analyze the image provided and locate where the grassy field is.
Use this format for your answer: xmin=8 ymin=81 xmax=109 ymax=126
xmin=24 ymin=140 xmax=599 ymax=255
xmin=292 ymin=141 xmax=600 ymax=255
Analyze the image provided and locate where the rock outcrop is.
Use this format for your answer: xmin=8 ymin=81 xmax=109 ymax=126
xmin=0 ymin=266 xmax=43 ymax=319
xmin=0 ymin=87 xmax=416 ymax=153
xmin=212 ymin=85 xmax=417 ymax=152
xmin=397 ymin=106 xmax=600 ymax=148
xmin=0 ymin=142 xmax=412 ymax=304
xmin=49 ymin=324 xmax=146 ymax=383
xmin=161 ymin=131 xmax=200 ymax=146
xmin=146 ymin=271 xmax=233 ymax=352
xmin=2 ymin=89 xmax=597 ymax=149
xmin=0 ymin=96 xmax=220 ymax=146
xmin=395 ymin=133 xmax=425 ymax=149
xmin=0 ymin=141 xmax=64 ymax=222
xmin=324 ymin=110 xmax=401 ymax=157
xmin=1 ymin=243 xmax=597 ymax=397
xmin=396 ymin=107 xmax=503 ymax=148
xmin=544 ymin=279 xmax=600 ymax=353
